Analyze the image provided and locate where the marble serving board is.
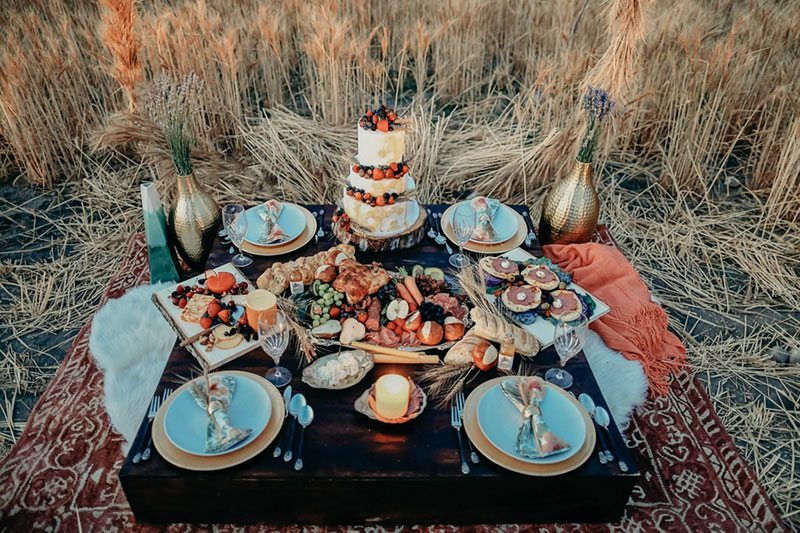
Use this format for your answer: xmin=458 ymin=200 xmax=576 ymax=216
xmin=485 ymin=248 xmax=610 ymax=349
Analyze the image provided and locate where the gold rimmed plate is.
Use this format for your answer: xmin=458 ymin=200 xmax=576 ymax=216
xmin=240 ymin=205 xmax=316 ymax=257
xmin=441 ymin=205 xmax=526 ymax=254
xmin=463 ymin=376 xmax=595 ymax=476
xmin=152 ymin=371 xmax=284 ymax=471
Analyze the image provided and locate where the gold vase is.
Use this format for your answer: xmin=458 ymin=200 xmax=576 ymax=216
xmin=167 ymin=172 xmax=221 ymax=272
xmin=538 ymin=160 xmax=599 ymax=244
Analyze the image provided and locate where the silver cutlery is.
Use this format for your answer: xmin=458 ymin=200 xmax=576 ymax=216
xmin=294 ymin=405 xmax=314 ymax=471
xmin=522 ymin=210 xmax=537 ymax=248
xmin=578 ymin=393 xmax=611 ymax=464
xmin=273 ymin=385 xmax=293 ymax=458
xmin=283 ymin=393 xmax=307 ymax=462
xmin=426 ymin=208 xmax=438 ymax=241
xmin=433 ymin=213 xmax=453 ymax=254
xmin=456 ymin=392 xmax=479 ymax=464
xmin=595 ymin=406 xmax=629 ymax=472
xmin=315 ymin=210 xmax=326 ymax=243
xmin=134 ymin=388 xmax=171 ymax=463
xmin=450 ymin=394 xmax=470 ymax=475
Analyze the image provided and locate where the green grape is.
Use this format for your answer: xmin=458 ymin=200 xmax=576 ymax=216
xmin=322 ymin=313 xmax=330 ymax=321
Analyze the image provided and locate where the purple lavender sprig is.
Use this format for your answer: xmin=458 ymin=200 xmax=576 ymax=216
xmin=577 ymin=86 xmax=615 ymax=164
xmin=144 ymin=72 xmax=203 ymax=176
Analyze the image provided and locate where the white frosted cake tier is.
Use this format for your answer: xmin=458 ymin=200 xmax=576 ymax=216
xmin=347 ymin=172 xmax=415 ymax=197
xmin=342 ymin=196 xmax=419 ymax=236
xmin=356 ymin=126 xmax=406 ymax=166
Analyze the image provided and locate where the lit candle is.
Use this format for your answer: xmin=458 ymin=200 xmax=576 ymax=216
xmin=374 ymin=374 xmax=410 ymax=419
xmin=246 ymin=289 xmax=277 ymax=326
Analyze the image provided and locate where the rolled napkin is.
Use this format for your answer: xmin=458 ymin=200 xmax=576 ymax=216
xmin=470 ymin=196 xmax=501 ymax=242
xmin=500 ymin=377 xmax=570 ymax=459
xmin=188 ymin=375 xmax=251 ymax=454
xmin=257 ymin=199 xmax=287 ymax=244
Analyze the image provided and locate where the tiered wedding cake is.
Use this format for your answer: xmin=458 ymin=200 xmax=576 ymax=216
xmin=339 ymin=105 xmax=419 ymax=236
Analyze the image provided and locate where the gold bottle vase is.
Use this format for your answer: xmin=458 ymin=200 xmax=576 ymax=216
xmin=538 ymin=160 xmax=599 ymax=245
xmin=168 ymin=172 xmax=221 ymax=272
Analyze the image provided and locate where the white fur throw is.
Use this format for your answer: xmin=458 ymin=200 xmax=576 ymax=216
xmin=89 ymin=283 xmax=648 ymax=452
xmin=89 ymin=283 xmax=175 ymax=454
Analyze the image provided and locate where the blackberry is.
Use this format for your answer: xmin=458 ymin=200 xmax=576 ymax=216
xmin=419 ymin=301 xmax=445 ymax=322
xmin=375 ymin=283 xmax=397 ymax=304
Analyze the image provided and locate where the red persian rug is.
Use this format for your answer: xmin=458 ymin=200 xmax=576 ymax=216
xmin=0 ymin=233 xmax=786 ymax=532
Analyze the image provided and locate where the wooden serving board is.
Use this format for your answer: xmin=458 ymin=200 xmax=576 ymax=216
xmin=332 ymin=206 xmax=427 ymax=253
xmin=151 ymin=263 xmax=260 ymax=370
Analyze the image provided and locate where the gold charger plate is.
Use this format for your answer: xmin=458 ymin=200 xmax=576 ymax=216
xmin=241 ymin=204 xmax=317 ymax=257
xmin=153 ymin=370 xmax=284 ymax=471
xmin=463 ymin=376 xmax=595 ymax=476
xmin=441 ymin=205 xmax=526 ymax=254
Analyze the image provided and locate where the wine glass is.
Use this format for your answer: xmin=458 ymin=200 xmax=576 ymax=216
xmin=545 ymin=317 xmax=588 ymax=389
xmin=223 ymin=204 xmax=252 ymax=267
xmin=258 ymin=310 xmax=292 ymax=387
xmin=449 ymin=203 xmax=476 ymax=268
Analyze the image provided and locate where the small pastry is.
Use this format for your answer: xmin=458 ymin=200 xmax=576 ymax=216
xmin=315 ymin=264 xmax=337 ymax=283
xmin=443 ymin=316 xmax=465 ymax=341
xmin=548 ymin=290 xmax=583 ymax=322
xmin=479 ymin=256 xmax=519 ymax=283
xmin=500 ymin=285 xmax=542 ymax=312
xmin=416 ymin=321 xmax=444 ymax=346
xmin=521 ymin=264 xmax=560 ymax=291
xmin=472 ymin=339 xmax=498 ymax=371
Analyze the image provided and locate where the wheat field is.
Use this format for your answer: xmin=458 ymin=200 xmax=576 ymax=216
xmin=1 ymin=0 xmax=799 ymax=526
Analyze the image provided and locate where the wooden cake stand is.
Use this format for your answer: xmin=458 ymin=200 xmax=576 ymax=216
xmin=332 ymin=206 xmax=427 ymax=253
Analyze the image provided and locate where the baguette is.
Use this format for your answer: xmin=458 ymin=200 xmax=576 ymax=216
xmin=469 ymin=308 xmax=540 ymax=356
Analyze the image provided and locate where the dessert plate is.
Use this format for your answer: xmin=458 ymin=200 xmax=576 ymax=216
xmin=476 ymin=379 xmax=586 ymax=464
xmin=441 ymin=205 xmax=527 ymax=254
xmin=163 ymin=374 xmax=271 ymax=457
xmin=153 ymin=371 xmax=284 ymax=471
xmin=241 ymin=207 xmax=316 ymax=257
xmin=463 ymin=377 xmax=595 ymax=476
xmin=447 ymin=200 xmax=518 ymax=244
xmin=244 ymin=202 xmax=307 ymax=246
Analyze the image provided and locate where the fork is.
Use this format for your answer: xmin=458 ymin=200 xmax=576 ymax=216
xmin=457 ymin=392 xmax=479 ymax=464
xmin=139 ymin=388 xmax=171 ymax=462
xmin=522 ymin=211 xmax=537 ymax=248
xmin=433 ymin=213 xmax=453 ymax=255
xmin=450 ymin=395 xmax=470 ymax=475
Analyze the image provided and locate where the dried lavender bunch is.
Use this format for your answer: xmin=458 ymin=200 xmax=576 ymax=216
xmin=144 ymin=72 xmax=203 ymax=176
xmin=576 ymin=86 xmax=615 ymax=164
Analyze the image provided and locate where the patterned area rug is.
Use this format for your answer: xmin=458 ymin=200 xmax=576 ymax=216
xmin=0 ymin=233 xmax=785 ymax=531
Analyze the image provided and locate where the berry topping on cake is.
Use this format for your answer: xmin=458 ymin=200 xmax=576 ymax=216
xmin=359 ymin=104 xmax=401 ymax=131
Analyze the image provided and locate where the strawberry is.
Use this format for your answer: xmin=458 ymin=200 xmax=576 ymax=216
xmin=372 ymin=114 xmax=379 ymax=124
xmin=352 ymin=165 xmax=360 ymax=172
xmin=366 ymin=109 xmax=374 ymax=118
xmin=402 ymin=164 xmax=409 ymax=173
xmin=387 ymin=111 xmax=397 ymax=121
xmin=207 ymin=302 xmax=222 ymax=318
xmin=200 ymin=317 xmax=212 ymax=329
xmin=218 ymin=309 xmax=232 ymax=323
xmin=373 ymin=168 xmax=385 ymax=180
xmin=357 ymin=312 xmax=368 ymax=323
xmin=375 ymin=196 xmax=386 ymax=206
xmin=377 ymin=119 xmax=389 ymax=132
xmin=178 ymin=298 xmax=187 ymax=309
xmin=355 ymin=192 xmax=363 ymax=201
xmin=329 ymin=307 xmax=341 ymax=319
xmin=390 ymin=162 xmax=398 ymax=171
xmin=388 ymin=197 xmax=395 ymax=205
xmin=385 ymin=168 xmax=395 ymax=179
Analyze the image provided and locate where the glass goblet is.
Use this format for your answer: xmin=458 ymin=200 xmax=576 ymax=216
xmin=449 ymin=203 xmax=476 ymax=268
xmin=545 ymin=316 xmax=589 ymax=389
xmin=223 ymin=204 xmax=252 ymax=268
xmin=258 ymin=310 xmax=292 ymax=387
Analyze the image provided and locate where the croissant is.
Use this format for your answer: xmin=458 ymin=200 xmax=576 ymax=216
xmin=469 ymin=308 xmax=540 ymax=357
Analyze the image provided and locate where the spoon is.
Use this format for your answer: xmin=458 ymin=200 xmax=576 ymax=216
xmin=294 ymin=405 xmax=314 ymax=471
xmin=273 ymin=385 xmax=292 ymax=458
xmin=595 ymin=406 xmax=628 ymax=472
xmin=283 ymin=393 xmax=306 ymax=462
xmin=579 ymin=393 xmax=611 ymax=464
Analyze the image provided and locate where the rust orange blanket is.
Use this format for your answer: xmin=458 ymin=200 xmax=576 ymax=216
xmin=543 ymin=242 xmax=686 ymax=396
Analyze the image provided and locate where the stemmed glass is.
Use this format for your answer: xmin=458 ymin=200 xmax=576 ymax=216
xmin=223 ymin=204 xmax=252 ymax=267
xmin=258 ymin=310 xmax=292 ymax=387
xmin=449 ymin=203 xmax=476 ymax=268
xmin=545 ymin=317 xmax=589 ymax=389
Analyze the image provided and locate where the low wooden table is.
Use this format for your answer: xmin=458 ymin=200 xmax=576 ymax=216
xmin=119 ymin=204 xmax=638 ymax=525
